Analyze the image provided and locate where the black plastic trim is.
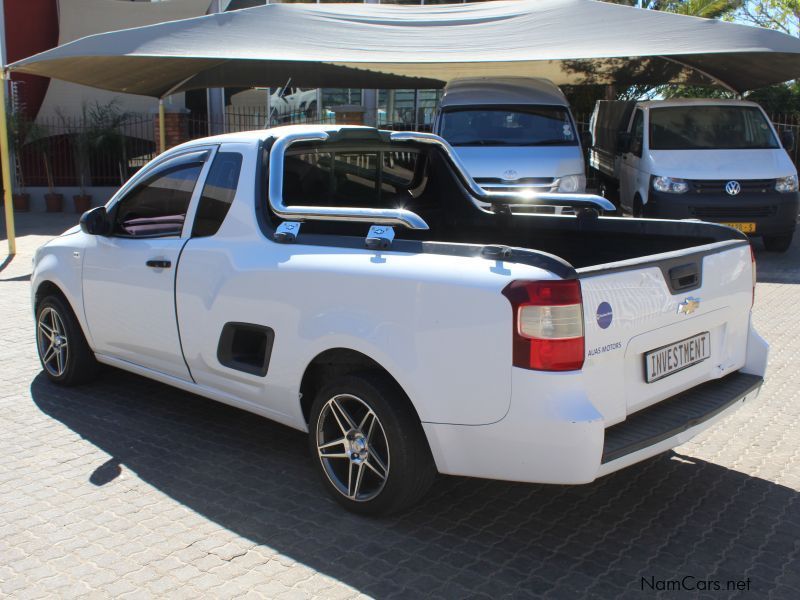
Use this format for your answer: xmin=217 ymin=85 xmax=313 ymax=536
xmin=602 ymin=371 xmax=763 ymax=464
xmin=216 ymin=322 xmax=275 ymax=377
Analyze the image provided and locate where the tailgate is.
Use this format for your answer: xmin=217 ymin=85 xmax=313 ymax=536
xmin=577 ymin=241 xmax=753 ymax=426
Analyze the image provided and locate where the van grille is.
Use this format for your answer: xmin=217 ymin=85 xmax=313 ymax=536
xmin=474 ymin=177 xmax=557 ymax=193
xmin=689 ymin=179 xmax=774 ymax=195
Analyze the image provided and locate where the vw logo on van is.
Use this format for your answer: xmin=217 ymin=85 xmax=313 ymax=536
xmin=725 ymin=181 xmax=741 ymax=196
xmin=502 ymin=169 xmax=518 ymax=181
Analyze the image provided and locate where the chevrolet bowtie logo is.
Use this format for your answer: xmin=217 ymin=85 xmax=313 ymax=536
xmin=677 ymin=297 xmax=701 ymax=315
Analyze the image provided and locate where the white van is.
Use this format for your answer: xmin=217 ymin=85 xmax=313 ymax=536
xmin=433 ymin=77 xmax=587 ymax=197
xmin=590 ymin=99 xmax=799 ymax=252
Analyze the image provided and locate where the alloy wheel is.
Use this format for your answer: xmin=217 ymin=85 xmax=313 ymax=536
xmin=37 ymin=306 xmax=69 ymax=378
xmin=316 ymin=393 xmax=390 ymax=502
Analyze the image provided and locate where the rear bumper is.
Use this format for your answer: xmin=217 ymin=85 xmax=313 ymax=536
xmin=645 ymin=190 xmax=799 ymax=237
xmin=423 ymin=325 xmax=768 ymax=485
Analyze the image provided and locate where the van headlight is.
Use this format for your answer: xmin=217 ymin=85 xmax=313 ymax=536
xmin=653 ymin=176 xmax=689 ymax=194
xmin=556 ymin=174 xmax=586 ymax=193
xmin=775 ymin=175 xmax=798 ymax=193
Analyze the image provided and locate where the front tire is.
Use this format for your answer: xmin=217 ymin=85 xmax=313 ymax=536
xmin=36 ymin=295 xmax=98 ymax=386
xmin=763 ymin=233 xmax=793 ymax=253
xmin=308 ymin=372 xmax=436 ymax=515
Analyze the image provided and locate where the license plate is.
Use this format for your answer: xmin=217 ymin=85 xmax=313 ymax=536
xmin=721 ymin=222 xmax=756 ymax=233
xmin=645 ymin=332 xmax=711 ymax=383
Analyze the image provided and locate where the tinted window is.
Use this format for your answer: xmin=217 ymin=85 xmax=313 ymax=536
xmin=283 ymin=148 xmax=423 ymax=208
xmin=439 ymin=105 xmax=577 ymax=147
xmin=631 ymin=110 xmax=644 ymax=157
xmin=649 ymin=106 xmax=779 ymax=150
xmin=114 ymin=162 xmax=202 ymax=237
xmin=192 ymin=152 xmax=243 ymax=237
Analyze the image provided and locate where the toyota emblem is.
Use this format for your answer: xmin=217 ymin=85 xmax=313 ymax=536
xmin=725 ymin=181 xmax=741 ymax=196
xmin=502 ymin=169 xmax=518 ymax=181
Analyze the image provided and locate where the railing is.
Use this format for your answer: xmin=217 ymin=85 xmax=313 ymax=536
xmin=10 ymin=109 xmax=800 ymax=192
xmin=769 ymin=113 xmax=800 ymax=169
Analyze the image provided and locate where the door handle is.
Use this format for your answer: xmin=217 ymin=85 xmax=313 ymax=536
xmin=146 ymin=259 xmax=171 ymax=269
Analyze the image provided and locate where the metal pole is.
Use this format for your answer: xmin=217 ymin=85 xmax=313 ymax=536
xmin=158 ymin=98 xmax=166 ymax=153
xmin=413 ymin=88 xmax=420 ymax=131
xmin=207 ymin=0 xmax=226 ymax=135
xmin=0 ymin=0 xmax=15 ymax=256
xmin=0 ymin=70 xmax=15 ymax=255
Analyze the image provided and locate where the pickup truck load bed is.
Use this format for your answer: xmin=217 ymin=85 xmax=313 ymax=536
xmin=31 ymin=125 xmax=768 ymax=514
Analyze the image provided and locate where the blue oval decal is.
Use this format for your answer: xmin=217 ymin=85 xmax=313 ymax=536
xmin=596 ymin=302 xmax=613 ymax=329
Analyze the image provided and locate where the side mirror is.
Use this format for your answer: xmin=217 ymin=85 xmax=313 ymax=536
xmin=781 ymin=129 xmax=795 ymax=152
xmin=79 ymin=206 xmax=111 ymax=236
xmin=616 ymin=132 xmax=632 ymax=154
xmin=581 ymin=131 xmax=593 ymax=149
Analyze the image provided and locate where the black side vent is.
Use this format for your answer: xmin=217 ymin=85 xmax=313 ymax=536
xmin=217 ymin=322 xmax=275 ymax=377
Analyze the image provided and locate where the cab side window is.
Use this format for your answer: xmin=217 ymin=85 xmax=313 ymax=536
xmin=630 ymin=110 xmax=645 ymax=157
xmin=192 ymin=152 xmax=243 ymax=238
xmin=113 ymin=161 xmax=203 ymax=238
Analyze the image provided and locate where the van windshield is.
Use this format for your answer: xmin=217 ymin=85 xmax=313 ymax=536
xmin=649 ymin=106 xmax=779 ymax=150
xmin=439 ymin=105 xmax=578 ymax=147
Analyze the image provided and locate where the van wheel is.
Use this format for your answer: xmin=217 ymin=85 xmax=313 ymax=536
xmin=632 ymin=194 xmax=644 ymax=218
xmin=308 ymin=372 xmax=436 ymax=515
xmin=598 ymin=177 xmax=619 ymax=206
xmin=36 ymin=295 xmax=98 ymax=386
xmin=763 ymin=233 xmax=793 ymax=253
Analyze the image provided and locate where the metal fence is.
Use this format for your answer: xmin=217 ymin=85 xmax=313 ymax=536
xmin=11 ymin=108 xmax=800 ymax=191
xmin=14 ymin=114 xmax=157 ymax=190
xmin=769 ymin=113 xmax=800 ymax=168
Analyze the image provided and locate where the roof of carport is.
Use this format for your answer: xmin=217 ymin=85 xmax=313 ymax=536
xmin=9 ymin=0 xmax=800 ymax=95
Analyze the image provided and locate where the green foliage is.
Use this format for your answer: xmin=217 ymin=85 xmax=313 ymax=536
xmin=739 ymin=0 xmax=800 ymax=36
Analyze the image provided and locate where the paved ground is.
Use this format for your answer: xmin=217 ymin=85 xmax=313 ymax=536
xmin=1 ymin=212 xmax=799 ymax=599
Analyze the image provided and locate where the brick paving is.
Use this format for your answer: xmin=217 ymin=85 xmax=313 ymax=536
xmin=1 ymin=212 xmax=799 ymax=599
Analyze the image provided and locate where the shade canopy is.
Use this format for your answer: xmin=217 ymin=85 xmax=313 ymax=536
xmin=9 ymin=0 xmax=800 ymax=95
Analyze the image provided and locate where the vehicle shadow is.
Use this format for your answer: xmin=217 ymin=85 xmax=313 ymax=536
xmin=30 ymin=370 xmax=798 ymax=598
xmin=753 ymin=233 xmax=800 ymax=284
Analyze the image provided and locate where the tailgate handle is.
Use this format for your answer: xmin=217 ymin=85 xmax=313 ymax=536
xmin=669 ymin=263 xmax=699 ymax=291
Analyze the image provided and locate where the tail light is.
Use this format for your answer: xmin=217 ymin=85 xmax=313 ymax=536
xmin=750 ymin=243 xmax=756 ymax=307
xmin=502 ymin=280 xmax=585 ymax=371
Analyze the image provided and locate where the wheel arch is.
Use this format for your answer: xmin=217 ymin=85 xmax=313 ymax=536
xmin=299 ymin=347 xmax=423 ymax=427
xmin=34 ymin=279 xmax=92 ymax=348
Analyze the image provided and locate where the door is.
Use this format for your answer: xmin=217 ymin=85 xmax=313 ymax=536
xmin=619 ymin=109 xmax=645 ymax=213
xmin=82 ymin=150 xmax=210 ymax=380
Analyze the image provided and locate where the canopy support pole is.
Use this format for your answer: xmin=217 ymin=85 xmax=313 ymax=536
xmin=660 ymin=56 xmax=738 ymax=95
xmin=158 ymin=98 xmax=166 ymax=153
xmin=0 ymin=69 xmax=16 ymax=256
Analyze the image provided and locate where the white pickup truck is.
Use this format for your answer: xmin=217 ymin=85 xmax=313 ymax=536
xmin=32 ymin=125 xmax=768 ymax=515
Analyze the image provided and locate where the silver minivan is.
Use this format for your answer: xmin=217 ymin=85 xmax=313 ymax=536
xmin=433 ymin=77 xmax=587 ymax=195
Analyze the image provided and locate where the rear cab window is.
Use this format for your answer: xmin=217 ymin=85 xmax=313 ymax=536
xmin=192 ymin=152 xmax=243 ymax=237
xmin=282 ymin=144 xmax=426 ymax=209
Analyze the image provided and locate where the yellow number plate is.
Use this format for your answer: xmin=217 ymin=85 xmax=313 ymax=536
xmin=721 ymin=222 xmax=756 ymax=233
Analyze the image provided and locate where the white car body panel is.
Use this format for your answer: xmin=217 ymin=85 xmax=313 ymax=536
xmin=82 ymin=235 xmax=191 ymax=380
xmin=30 ymin=125 xmax=768 ymax=487
xmin=451 ymin=146 xmax=585 ymax=188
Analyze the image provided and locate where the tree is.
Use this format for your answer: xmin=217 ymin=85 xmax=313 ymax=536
xmin=739 ymin=0 xmax=800 ymax=36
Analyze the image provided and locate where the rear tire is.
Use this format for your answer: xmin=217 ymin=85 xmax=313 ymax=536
xmin=763 ymin=233 xmax=793 ymax=253
xmin=308 ymin=371 xmax=436 ymax=516
xmin=35 ymin=295 xmax=98 ymax=386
